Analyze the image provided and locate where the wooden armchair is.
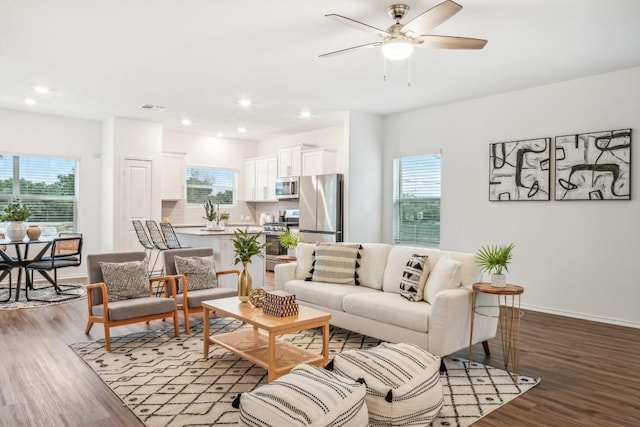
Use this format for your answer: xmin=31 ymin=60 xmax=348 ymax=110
xmin=85 ymin=251 xmax=180 ymax=351
xmin=163 ymin=247 xmax=239 ymax=335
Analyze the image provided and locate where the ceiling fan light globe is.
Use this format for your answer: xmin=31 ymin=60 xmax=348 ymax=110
xmin=382 ymin=39 xmax=413 ymax=60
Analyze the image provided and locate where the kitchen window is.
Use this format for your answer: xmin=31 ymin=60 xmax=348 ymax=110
xmin=393 ymin=154 xmax=441 ymax=247
xmin=0 ymin=154 xmax=78 ymax=235
xmin=186 ymin=167 xmax=236 ymax=205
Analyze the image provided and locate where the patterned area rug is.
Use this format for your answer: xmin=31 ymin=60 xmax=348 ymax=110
xmin=71 ymin=319 xmax=539 ymax=427
xmin=0 ymin=283 xmax=85 ymax=310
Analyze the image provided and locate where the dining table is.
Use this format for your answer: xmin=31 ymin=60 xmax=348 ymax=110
xmin=0 ymin=237 xmax=54 ymax=302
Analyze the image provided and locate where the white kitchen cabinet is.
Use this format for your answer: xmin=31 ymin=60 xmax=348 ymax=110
xmin=302 ymin=149 xmax=337 ymax=176
xmin=245 ymin=156 xmax=277 ymax=201
xmin=277 ymin=145 xmax=303 ymax=178
xmin=161 ymin=152 xmax=186 ymax=200
xmin=244 ymin=159 xmax=257 ymax=201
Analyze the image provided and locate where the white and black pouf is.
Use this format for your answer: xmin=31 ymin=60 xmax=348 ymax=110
xmin=331 ymin=342 xmax=444 ymax=426
xmin=236 ymin=363 xmax=369 ymax=427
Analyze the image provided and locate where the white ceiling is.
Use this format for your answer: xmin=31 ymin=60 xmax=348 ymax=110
xmin=2 ymin=0 xmax=640 ymax=141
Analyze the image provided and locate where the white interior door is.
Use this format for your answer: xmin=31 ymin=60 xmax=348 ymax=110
xmin=121 ymin=158 xmax=153 ymax=251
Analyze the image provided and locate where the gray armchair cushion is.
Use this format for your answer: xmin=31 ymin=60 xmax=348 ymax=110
xmin=175 ymin=255 xmax=217 ymax=291
xmin=177 ymin=287 xmax=237 ymax=308
xmin=93 ymin=297 xmax=176 ymax=321
xmin=100 ymin=260 xmax=149 ymax=302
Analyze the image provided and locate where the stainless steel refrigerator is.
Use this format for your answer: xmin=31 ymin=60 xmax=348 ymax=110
xmin=299 ymin=174 xmax=343 ymax=243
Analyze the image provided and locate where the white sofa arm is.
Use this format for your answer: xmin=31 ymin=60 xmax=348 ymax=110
xmin=274 ymin=262 xmax=297 ymax=291
xmin=428 ymin=287 xmax=498 ymax=356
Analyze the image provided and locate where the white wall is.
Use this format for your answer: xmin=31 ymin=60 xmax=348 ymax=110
xmin=345 ymin=111 xmax=383 ymax=242
xmin=162 ymin=130 xmax=257 ymax=225
xmin=382 ymin=66 xmax=640 ymax=327
xmin=0 ymin=109 xmax=102 ymax=277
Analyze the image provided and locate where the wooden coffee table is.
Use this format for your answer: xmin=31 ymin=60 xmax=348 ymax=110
xmin=202 ymin=296 xmax=331 ymax=381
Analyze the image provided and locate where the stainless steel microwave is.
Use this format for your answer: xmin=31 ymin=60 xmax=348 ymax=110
xmin=275 ymin=177 xmax=299 ymax=199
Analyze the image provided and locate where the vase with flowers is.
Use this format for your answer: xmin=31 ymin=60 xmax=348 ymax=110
xmin=1 ymin=197 xmax=31 ymax=241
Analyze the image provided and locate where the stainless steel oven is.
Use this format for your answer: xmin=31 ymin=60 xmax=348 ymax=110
xmin=264 ymin=227 xmax=287 ymax=272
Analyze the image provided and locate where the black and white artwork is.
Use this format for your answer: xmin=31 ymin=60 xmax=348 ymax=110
xmin=555 ymin=129 xmax=631 ymax=200
xmin=489 ymin=138 xmax=551 ymax=201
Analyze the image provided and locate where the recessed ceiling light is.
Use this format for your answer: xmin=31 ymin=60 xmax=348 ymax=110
xmin=299 ymin=111 xmax=312 ymax=118
xmin=237 ymin=127 xmax=247 ymax=133
xmin=24 ymin=98 xmax=37 ymax=106
xmin=33 ymin=86 xmax=49 ymax=94
xmin=216 ymin=132 xmax=224 ymax=138
xmin=239 ymin=99 xmax=252 ymax=107
xmin=181 ymin=118 xmax=192 ymax=126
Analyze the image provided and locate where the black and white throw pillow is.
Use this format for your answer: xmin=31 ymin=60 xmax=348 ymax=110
xmin=399 ymin=254 xmax=430 ymax=301
xmin=174 ymin=255 xmax=217 ymax=291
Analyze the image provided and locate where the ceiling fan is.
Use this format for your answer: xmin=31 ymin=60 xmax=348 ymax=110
xmin=319 ymin=0 xmax=487 ymax=60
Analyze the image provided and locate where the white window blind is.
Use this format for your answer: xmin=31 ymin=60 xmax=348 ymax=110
xmin=0 ymin=155 xmax=78 ymax=234
xmin=393 ymin=154 xmax=441 ymax=247
xmin=186 ymin=167 xmax=236 ymax=205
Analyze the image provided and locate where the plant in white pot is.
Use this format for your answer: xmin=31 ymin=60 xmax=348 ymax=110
xmin=475 ymin=243 xmax=515 ymax=287
xmin=0 ymin=197 xmax=31 ymax=241
xmin=278 ymin=228 xmax=299 ymax=257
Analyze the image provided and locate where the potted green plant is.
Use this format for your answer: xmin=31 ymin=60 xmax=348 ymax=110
xmin=0 ymin=197 xmax=31 ymax=241
xmin=475 ymin=243 xmax=515 ymax=287
xmin=232 ymin=229 xmax=271 ymax=302
xmin=278 ymin=229 xmax=299 ymax=257
xmin=203 ymin=199 xmax=218 ymax=229
xmin=218 ymin=211 xmax=230 ymax=228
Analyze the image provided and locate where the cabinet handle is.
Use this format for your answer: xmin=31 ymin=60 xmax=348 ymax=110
xmin=287 ymin=165 xmax=291 ymax=176
xmin=263 ymin=187 xmax=267 ymax=199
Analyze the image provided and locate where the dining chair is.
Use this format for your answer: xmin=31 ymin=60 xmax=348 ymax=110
xmin=0 ymin=259 xmax=13 ymax=303
xmin=132 ymin=219 xmax=161 ymax=276
xmin=159 ymin=222 xmax=187 ymax=250
xmin=24 ymin=234 xmax=84 ymax=302
xmin=163 ymin=247 xmax=238 ymax=334
xmin=85 ymin=251 xmax=179 ymax=351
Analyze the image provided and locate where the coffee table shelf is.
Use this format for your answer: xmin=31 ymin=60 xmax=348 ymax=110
xmin=211 ymin=329 xmax=325 ymax=377
xmin=202 ymin=297 xmax=331 ymax=381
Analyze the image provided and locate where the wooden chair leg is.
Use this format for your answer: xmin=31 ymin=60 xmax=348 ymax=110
xmin=104 ymin=324 xmax=111 ymax=352
xmin=482 ymin=340 xmax=491 ymax=356
xmin=173 ymin=311 xmax=180 ymax=337
xmin=85 ymin=320 xmax=94 ymax=334
xmin=184 ymin=308 xmax=191 ymax=335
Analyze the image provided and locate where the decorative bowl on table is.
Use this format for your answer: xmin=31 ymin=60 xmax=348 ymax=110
xmin=248 ymin=288 xmax=267 ymax=308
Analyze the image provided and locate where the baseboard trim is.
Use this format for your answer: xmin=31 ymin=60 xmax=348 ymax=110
xmin=522 ymin=303 xmax=640 ymax=329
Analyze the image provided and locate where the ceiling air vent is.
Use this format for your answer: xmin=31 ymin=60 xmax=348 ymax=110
xmin=139 ymin=104 xmax=166 ymax=111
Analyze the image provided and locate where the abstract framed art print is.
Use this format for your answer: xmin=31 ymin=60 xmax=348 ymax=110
xmin=555 ymin=129 xmax=631 ymax=200
xmin=489 ymin=138 xmax=551 ymax=201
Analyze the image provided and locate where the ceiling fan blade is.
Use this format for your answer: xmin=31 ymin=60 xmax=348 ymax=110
xmin=325 ymin=14 xmax=390 ymax=38
xmin=414 ymin=35 xmax=487 ymax=49
xmin=402 ymin=0 xmax=463 ymax=36
xmin=319 ymin=42 xmax=383 ymax=58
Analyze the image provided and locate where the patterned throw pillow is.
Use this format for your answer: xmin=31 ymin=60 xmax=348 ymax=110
xmin=311 ymin=243 xmax=360 ymax=285
xmin=99 ymin=260 xmax=149 ymax=302
xmin=399 ymin=254 xmax=430 ymax=301
xmin=174 ymin=255 xmax=217 ymax=291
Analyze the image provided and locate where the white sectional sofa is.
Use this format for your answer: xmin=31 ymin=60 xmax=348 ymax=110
xmin=274 ymin=243 xmax=498 ymax=357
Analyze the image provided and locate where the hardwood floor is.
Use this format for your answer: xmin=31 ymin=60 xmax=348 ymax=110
xmin=1 ymin=277 xmax=638 ymax=426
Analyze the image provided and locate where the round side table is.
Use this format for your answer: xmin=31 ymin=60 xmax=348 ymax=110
xmin=468 ymin=282 xmax=524 ymax=383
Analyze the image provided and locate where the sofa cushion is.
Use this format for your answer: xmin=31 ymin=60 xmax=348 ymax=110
xmin=174 ymin=255 xmax=217 ymax=291
xmin=382 ymin=247 xmax=432 ymax=294
xmin=285 ymin=280 xmax=376 ymax=312
xmin=99 ymin=260 xmax=149 ymax=302
xmin=424 ymin=256 xmax=462 ymax=304
xmin=357 ymin=243 xmax=392 ymax=290
xmin=448 ymin=251 xmax=482 ymax=286
xmin=294 ymin=242 xmax=316 ymax=280
xmin=311 ymin=243 xmax=360 ymax=285
xmin=343 ymin=292 xmax=430 ymax=333
xmin=399 ymin=254 xmax=431 ymax=301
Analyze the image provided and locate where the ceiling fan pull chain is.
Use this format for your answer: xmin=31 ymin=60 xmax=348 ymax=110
xmin=407 ymin=55 xmax=412 ymax=87
xmin=383 ymin=56 xmax=387 ymax=82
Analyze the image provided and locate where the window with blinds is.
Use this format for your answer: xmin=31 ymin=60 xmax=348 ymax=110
xmin=186 ymin=167 xmax=236 ymax=205
xmin=393 ymin=154 xmax=441 ymax=247
xmin=0 ymin=154 xmax=78 ymax=235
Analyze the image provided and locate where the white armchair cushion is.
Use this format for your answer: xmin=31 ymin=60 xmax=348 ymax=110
xmin=424 ymin=256 xmax=462 ymax=304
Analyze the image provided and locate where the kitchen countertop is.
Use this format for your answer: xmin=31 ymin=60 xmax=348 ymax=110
xmin=174 ymin=226 xmax=263 ymax=236
xmin=173 ymin=223 xmax=260 ymax=228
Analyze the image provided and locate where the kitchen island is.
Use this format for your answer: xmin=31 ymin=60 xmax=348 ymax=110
xmin=175 ymin=227 xmax=265 ymax=289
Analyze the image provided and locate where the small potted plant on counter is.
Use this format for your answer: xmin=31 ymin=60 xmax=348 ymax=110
xmin=203 ymin=199 xmax=218 ymax=230
xmin=278 ymin=229 xmax=299 ymax=257
xmin=475 ymin=243 xmax=515 ymax=287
